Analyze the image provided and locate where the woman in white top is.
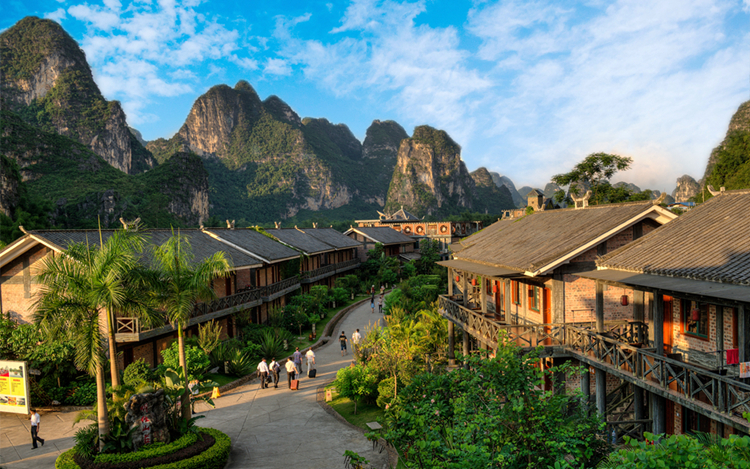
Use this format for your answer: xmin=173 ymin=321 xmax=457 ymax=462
xmin=305 ymin=349 xmax=316 ymax=377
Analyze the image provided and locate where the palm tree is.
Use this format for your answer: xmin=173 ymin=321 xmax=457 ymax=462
xmin=150 ymin=231 xmax=231 ymax=420
xmin=34 ymin=229 xmax=155 ymax=445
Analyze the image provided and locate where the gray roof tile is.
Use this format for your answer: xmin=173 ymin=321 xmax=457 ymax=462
xmin=265 ymin=229 xmax=333 ymax=255
xmin=202 ymin=228 xmax=299 ymax=262
xmin=296 ymin=228 xmax=360 ymax=249
xmin=346 ymin=227 xmax=415 ymax=245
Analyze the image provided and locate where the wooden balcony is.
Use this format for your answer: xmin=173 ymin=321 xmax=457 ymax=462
xmin=259 ymin=275 xmax=300 ymax=301
xmin=439 ymin=294 xmax=750 ymax=433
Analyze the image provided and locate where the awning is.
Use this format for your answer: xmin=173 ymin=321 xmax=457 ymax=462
xmin=437 ymin=259 xmax=521 ymax=278
xmin=399 ymin=252 xmax=422 ymax=261
xmin=577 ymin=269 xmax=750 ymax=304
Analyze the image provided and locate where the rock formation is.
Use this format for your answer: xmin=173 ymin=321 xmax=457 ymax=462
xmin=471 ymin=168 xmax=515 ymax=213
xmin=0 ymin=17 xmax=156 ymax=174
xmin=703 ymin=100 xmax=750 ymax=184
xmin=0 ymin=156 xmax=21 ymax=217
xmin=671 ymin=175 xmax=700 ymax=202
xmin=124 ymin=389 xmax=170 ymax=449
xmin=489 ymin=172 xmax=524 ymax=207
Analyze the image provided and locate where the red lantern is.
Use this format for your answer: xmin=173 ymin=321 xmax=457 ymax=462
xmin=691 ymin=309 xmax=700 ymax=321
xmin=492 ymin=284 xmax=498 ymax=293
xmin=456 ymin=275 xmax=460 ymax=282
xmin=471 ymin=278 xmax=477 ymax=286
xmin=621 ymin=295 xmax=628 ymax=306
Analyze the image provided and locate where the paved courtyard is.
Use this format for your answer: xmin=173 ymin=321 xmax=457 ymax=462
xmin=0 ymin=299 xmax=388 ymax=469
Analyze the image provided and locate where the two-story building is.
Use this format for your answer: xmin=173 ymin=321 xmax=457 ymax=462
xmin=344 ymin=226 xmax=417 ymax=261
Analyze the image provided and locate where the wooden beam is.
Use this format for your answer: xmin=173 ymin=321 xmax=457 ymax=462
xmin=654 ymin=291 xmax=664 ymax=356
xmin=596 ymin=368 xmax=606 ymax=417
xmin=596 ymin=280 xmax=604 ymax=333
xmin=448 ymin=267 xmax=453 ymax=296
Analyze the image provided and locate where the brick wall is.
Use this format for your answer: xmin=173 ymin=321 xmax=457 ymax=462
xmin=563 ymin=274 xmax=635 ymax=323
xmin=236 ymin=268 xmax=253 ymax=289
xmin=133 ymin=342 xmax=155 ymax=367
xmin=0 ymin=244 xmax=51 ymax=323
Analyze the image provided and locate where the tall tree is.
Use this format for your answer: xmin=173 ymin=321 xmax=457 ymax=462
xmin=150 ymin=231 xmax=231 ymax=420
xmin=34 ymin=229 xmax=155 ymax=445
xmin=551 ymin=152 xmax=633 ymax=205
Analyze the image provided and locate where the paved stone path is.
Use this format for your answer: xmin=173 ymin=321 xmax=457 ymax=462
xmin=0 ymin=298 xmax=387 ymax=469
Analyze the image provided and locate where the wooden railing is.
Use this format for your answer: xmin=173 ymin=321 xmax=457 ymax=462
xmin=439 ymin=294 xmax=750 ymax=429
xmin=301 ymin=264 xmax=336 ymax=279
xmin=259 ymin=275 xmax=300 ymax=298
xmin=335 ymin=258 xmax=360 ymax=271
xmin=192 ymin=287 xmax=262 ymax=317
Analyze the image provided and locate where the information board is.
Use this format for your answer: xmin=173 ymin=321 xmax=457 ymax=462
xmin=0 ymin=360 xmax=30 ymax=414
xmin=740 ymin=362 xmax=750 ymax=379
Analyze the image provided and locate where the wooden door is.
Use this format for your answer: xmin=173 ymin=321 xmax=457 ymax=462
xmin=494 ymin=281 xmax=504 ymax=321
xmin=663 ymin=296 xmax=673 ymax=355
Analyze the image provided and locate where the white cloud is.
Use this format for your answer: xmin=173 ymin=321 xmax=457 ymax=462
xmin=264 ymin=58 xmax=292 ymax=76
xmin=44 ymin=8 xmax=67 ymax=23
xmin=64 ymin=0 xmax=257 ymax=125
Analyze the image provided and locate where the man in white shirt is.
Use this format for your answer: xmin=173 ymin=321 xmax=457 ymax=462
xmin=269 ymin=358 xmax=281 ymax=389
xmin=285 ymin=358 xmax=297 ymax=389
xmin=29 ymin=409 xmax=44 ymax=449
xmin=257 ymin=358 xmax=270 ymax=389
xmin=351 ymin=329 xmax=362 ymax=354
xmin=305 ymin=349 xmax=316 ymax=377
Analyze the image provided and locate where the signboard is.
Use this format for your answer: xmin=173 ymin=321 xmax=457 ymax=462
xmin=740 ymin=362 xmax=750 ymax=379
xmin=0 ymin=360 xmax=30 ymax=414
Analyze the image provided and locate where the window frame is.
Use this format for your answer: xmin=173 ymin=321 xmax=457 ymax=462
xmin=512 ymin=281 xmax=520 ymax=305
xmin=681 ymin=299 xmax=710 ymax=340
xmin=529 ymin=285 xmax=541 ymax=312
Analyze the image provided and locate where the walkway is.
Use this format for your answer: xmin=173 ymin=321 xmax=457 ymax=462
xmin=0 ymin=298 xmax=388 ymax=469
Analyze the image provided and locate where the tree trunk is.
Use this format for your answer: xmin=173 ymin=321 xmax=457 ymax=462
xmin=106 ymin=307 xmax=120 ymax=388
xmin=96 ymin=362 xmax=109 ymax=449
xmin=178 ymin=327 xmax=191 ymax=420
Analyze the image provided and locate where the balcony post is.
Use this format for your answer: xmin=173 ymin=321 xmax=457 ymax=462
xmin=739 ymin=305 xmax=749 ymax=363
xmin=596 ymin=281 xmax=604 ymax=333
xmin=654 ymin=291 xmax=664 ymax=356
xmin=634 ymin=290 xmax=645 ymax=344
xmin=634 ymin=385 xmax=645 ymax=421
xmin=448 ymin=267 xmax=453 ymax=296
xmin=463 ymin=329 xmax=469 ymax=369
xmin=462 ymin=273 xmax=468 ymax=308
xmin=448 ymin=320 xmax=456 ymax=366
xmin=481 ymin=277 xmax=487 ymax=315
xmin=651 ymin=393 xmax=666 ymax=434
xmin=581 ymin=366 xmax=590 ymax=398
xmin=596 ymin=367 xmax=606 ymax=417
xmin=716 ymin=305 xmax=724 ymax=369
xmin=552 ymin=272 xmax=565 ymax=323
xmin=505 ymin=280 xmax=512 ymax=324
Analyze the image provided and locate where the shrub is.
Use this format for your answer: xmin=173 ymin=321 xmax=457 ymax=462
xmin=123 ymin=358 xmax=155 ymax=387
xmin=376 ymin=376 xmax=405 ymax=409
xmin=161 ymin=342 xmax=210 ymax=380
xmin=208 ymin=339 xmax=242 ymax=371
xmin=68 ymin=381 xmax=96 ymax=406
xmin=94 ymin=433 xmax=197 ymax=464
xmin=226 ymin=349 xmax=254 ymax=377
xmin=334 ymin=364 xmax=378 ymax=414
xmin=258 ymin=329 xmax=286 ymax=360
xmin=73 ymin=423 xmax=98 ymax=459
xmin=56 ymin=428 xmax=230 ymax=469
xmin=197 ymin=320 xmax=222 ymax=355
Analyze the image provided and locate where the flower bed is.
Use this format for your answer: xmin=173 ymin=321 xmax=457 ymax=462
xmin=55 ymin=428 xmax=230 ymax=469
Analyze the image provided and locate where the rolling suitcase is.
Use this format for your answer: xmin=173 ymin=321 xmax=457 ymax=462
xmin=291 ymin=379 xmax=299 ymax=390
xmin=308 ymin=368 xmax=317 ymax=378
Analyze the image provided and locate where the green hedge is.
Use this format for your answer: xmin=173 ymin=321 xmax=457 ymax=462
xmin=55 ymin=428 xmax=231 ymax=469
xmin=94 ymin=433 xmax=198 ymax=464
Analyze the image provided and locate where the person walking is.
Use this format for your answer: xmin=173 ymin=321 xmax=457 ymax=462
xmin=351 ymin=328 xmax=362 ymax=353
xmin=285 ymin=358 xmax=297 ymax=389
xmin=257 ymin=358 xmax=269 ymax=389
xmin=293 ymin=347 xmax=303 ymax=376
xmin=339 ymin=331 xmax=348 ymax=356
xmin=371 ymin=297 xmax=375 ymax=314
xmin=305 ymin=348 xmax=316 ymax=377
xmin=378 ymin=295 xmax=384 ymax=314
xmin=380 ymin=285 xmax=385 ymax=295
xmin=29 ymin=409 xmax=44 ymax=449
xmin=269 ymin=358 xmax=281 ymax=388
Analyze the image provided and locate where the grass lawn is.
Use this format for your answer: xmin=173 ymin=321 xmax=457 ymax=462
xmin=287 ymin=295 xmax=369 ymax=352
xmin=203 ymin=373 xmax=237 ymax=387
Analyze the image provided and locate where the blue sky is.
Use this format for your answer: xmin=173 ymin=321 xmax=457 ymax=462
xmin=3 ymin=0 xmax=750 ymax=192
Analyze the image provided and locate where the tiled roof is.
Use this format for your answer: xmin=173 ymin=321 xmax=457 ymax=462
xmin=202 ymin=228 xmax=300 ymax=262
xmin=30 ymin=229 xmax=262 ymax=268
xmin=598 ymin=189 xmax=750 ymax=285
xmin=265 ymin=228 xmax=333 ymax=255
xmin=346 ymin=227 xmax=415 ymax=245
xmin=450 ymin=218 xmax=514 ymax=253
xmin=297 ymin=228 xmax=360 ymax=249
xmin=455 ymin=201 xmax=672 ymax=274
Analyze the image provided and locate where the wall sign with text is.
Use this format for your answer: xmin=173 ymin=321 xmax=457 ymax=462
xmin=0 ymin=360 xmax=30 ymax=414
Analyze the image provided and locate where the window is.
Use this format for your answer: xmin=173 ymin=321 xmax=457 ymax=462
xmin=682 ymin=299 xmax=709 ymax=339
xmin=512 ymin=281 xmax=520 ymax=305
xmin=529 ymin=286 xmax=540 ymax=312
xmin=486 ymin=279 xmax=492 ymax=295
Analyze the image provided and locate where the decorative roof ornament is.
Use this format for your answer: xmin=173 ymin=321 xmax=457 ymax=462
xmin=653 ymin=193 xmax=667 ymax=205
xmin=707 ymin=185 xmax=725 ymax=196
xmin=274 ymin=221 xmax=281 ymax=229
xmin=571 ymin=190 xmax=592 ymax=209
xmin=119 ymin=217 xmax=141 ymax=231
xmin=226 ymin=220 xmax=235 ymax=229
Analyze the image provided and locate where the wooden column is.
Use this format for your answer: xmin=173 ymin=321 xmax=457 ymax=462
xmin=462 ymin=330 xmax=470 ymax=369
xmin=462 ymin=274 xmax=468 ymax=308
xmin=651 ymin=392 xmax=666 ymax=434
xmin=716 ymin=305 xmax=725 ymax=369
xmin=654 ymin=291 xmax=664 ymax=356
xmin=596 ymin=280 xmax=604 ymax=333
xmin=596 ymin=368 xmax=606 ymax=417
xmin=481 ymin=278 xmax=487 ymax=315
xmin=634 ymin=385 xmax=645 ymax=421
xmin=739 ymin=305 xmax=750 ymax=363
xmin=634 ymin=290 xmax=645 ymax=344
xmin=552 ymin=272 xmax=565 ymax=324
xmin=447 ymin=321 xmax=455 ymax=366
xmin=448 ymin=267 xmax=453 ymax=296
xmin=505 ymin=280 xmax=513 ymax=324
xmin=581 ymin=367 xmax=590 ymax=398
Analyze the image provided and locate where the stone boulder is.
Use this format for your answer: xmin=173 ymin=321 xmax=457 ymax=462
xmin=124 ymin=389 xmax=170 ymax=449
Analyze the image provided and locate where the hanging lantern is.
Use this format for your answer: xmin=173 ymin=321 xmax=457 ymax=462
xmin=456 ymin=275 xmax=460 ymax=282
xmin=621 ymin=295 xmax=628 ymax=306
xmin=471 ymin=278 xmax=477 ymax=286
xmin=691 ymin=309 xmax=700 ymax=321
xmin=492 ymin=284 xmax=498 ymax=293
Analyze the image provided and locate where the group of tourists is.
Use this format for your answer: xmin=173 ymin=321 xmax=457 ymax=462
xmin=256 ymin=346 xmax=318 ymax=390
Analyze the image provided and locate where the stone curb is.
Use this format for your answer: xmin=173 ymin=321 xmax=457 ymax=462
xmin=316 ymin=380 xmax=399 ymax=469
xmin=193 ymin=296 xmax=372 ymax=400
